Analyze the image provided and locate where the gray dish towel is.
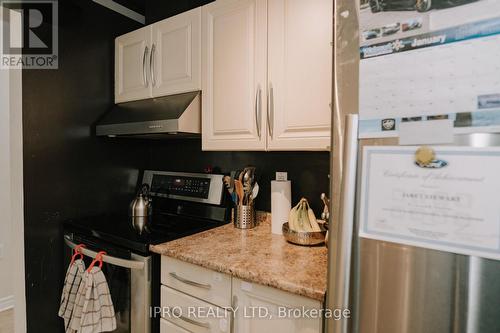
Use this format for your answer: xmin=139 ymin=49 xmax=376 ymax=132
xmin=69 ymin=266 xmax=117 ymax=333
xmin=59 ymin=259 xmax=86 ymax=333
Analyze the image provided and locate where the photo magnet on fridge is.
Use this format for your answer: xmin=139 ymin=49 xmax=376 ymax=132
xmin=381 ymin=118 xmax=396 ymax=131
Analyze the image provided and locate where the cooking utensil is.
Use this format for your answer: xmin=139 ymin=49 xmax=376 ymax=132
xmin=320 ymin=193 xmax=330 ymax=221
xmin=242 ymin=167 xmax=256 ymax=204
xmin=223 ymin=175 xmax=232 ymax=189
xmin=223 ymin=175 xmax=238 ymax=204
xmin=245 ymin=167 xmax=255 ymax=183
xmin=243 ymin=168 xmax=250 ymax=183
xmin=223 ymin=176 xmax=234 ymax=194
xmin=241 ymin=168 xmax=249 ymax=204
xmin=234 ymin=180 xmax=244 ymax=205
xmin=251 ymin=182 xmax=259 ymax=201
xmin=230 ymin=170 xmax=238 ymax=182
xmin=243 ymin=183 xmax=252 ymax=204
xmin=232 ymin=167 xmax=257 ymax=229
xmin=320 ymin=193 xmax=330 ymax=248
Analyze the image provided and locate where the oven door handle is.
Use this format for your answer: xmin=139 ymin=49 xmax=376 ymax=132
xmin=64 ymin=236 xmax=145 ymax=270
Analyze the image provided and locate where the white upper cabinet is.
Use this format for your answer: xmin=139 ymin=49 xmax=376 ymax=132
xmin=201 ymin=0 xmax=332 ymax=151
xmin=152 ymin=8 xmax=202 ymax=97
xmin=115 ymin=1 xmax=332 ymax=151
xmin=267 ymin=0 xmax=333 ymax=151
xmin=115 ymin=26 xmax=152 ymax=103
xmin=201 ymin=0 xmax=268 ymax=151
xmin=115 ymin=9 xmax=202 ymax=103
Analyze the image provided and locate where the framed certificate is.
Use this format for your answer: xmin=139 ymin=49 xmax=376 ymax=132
xmin=360 ymin=146 xmax=500 ymax=260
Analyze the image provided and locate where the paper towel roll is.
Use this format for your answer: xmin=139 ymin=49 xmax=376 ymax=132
xmin=271 ymin=180 xmax=291 ymax=235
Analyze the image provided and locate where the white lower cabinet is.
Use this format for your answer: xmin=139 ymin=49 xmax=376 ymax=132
xmin=160 ymin=317 xmax=191 ymax=333
xmin=161 ymin=256 xmax=232 ymax=308
xmin=161 ymin=286 xmax=231 ymax=333
xmin=232 ymin=278 xmax=323 ymax=333
xmin=161 ymin=257 xmax=323 ymax=333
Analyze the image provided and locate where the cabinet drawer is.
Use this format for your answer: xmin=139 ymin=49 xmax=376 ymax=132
xmin=161 ymin=285 xmax=231 ymax=333
xmin=232 ymin=278 xmax=323 ymax=333
xmin=161 ymin=256 xmax=231 ymax=308
xmin=160 ymin=318 xmax=191 ymax=333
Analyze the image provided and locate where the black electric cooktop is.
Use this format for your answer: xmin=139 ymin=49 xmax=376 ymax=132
xmin=64 ymin=212 xmax=229 ymax=256
xmin=64 ymin=171 xmax=231 ymax=256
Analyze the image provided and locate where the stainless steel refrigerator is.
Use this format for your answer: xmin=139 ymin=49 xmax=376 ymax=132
xmin=327 ymin=0 xmax=500 ymax=332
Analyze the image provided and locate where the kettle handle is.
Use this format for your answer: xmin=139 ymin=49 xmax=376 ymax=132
xmin=139 ymin=183 xmax=150 ymax=197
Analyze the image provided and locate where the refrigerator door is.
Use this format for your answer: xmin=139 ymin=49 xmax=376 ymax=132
xmin=327 ymin=0 xmax=361 ymax=330
xmin=357 ymin=239 xmax=500 ymax=333
xmin=352 ymin=134 xmax=500 ymax=333
xmin=329 ymin=0 xmax=500 ymax=331
xmin=326 ymin=0 xmax=360 ymax=331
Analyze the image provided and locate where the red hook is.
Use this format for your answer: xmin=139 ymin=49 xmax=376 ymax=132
xmin=87 ymin=251 xmax=107 ymax=272
xmin=70 ymin=244 xmax=86 ymax=266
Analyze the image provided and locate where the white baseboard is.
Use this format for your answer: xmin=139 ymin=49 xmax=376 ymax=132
xmin=0 ymin=296 xmax=14 ymax=312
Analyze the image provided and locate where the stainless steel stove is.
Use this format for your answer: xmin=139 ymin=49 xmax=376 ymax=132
xmin=63 ymin=170 xmax=231 ymax=333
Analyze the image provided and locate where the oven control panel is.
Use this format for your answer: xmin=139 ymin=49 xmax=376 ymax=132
xmin=142 ymin=171 xmax=224 ymax=205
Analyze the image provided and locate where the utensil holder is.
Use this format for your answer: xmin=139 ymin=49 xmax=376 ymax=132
xmin=234 ymin=204 xmax=256 ymax=229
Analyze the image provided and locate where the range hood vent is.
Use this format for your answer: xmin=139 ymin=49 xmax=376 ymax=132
xmin=96 ymin=91 xmax=201 ymax=138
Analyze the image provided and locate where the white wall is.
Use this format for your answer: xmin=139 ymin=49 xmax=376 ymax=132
xmin=0 ymin=55 xmax=14 ymax=309
xmin=1 ymin=13 xmax=26 ymax=332
xmin=0 ymin=13 xmax=27 ymax=332
xmin=10 ymin=67 xmax=26 ymax=333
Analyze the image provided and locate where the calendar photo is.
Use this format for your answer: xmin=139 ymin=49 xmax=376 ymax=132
xmin=359 ymin=0 xmax=500 ymax=137
xmin=360 ymin=0 xmax=500 ymax=51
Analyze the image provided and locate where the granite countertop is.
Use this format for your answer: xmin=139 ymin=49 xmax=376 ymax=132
xmin=150 ymin=212 xmax=328 ymax=302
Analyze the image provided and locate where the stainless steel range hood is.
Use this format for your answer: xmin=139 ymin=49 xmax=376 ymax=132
xmin=96 ymin=91 xmax=201 ymax=138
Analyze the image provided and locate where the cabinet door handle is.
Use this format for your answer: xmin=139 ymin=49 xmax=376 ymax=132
xmin=150 ymin=43 xmax=156 ymax=87
xmin=231 ymin=295 xmax=238 ymax=333
xmin=267 ymin=84 xmax=274 ymax=138
xmin=172 ymin=308 xmax=211 ymax=329
xmin=169 ymin=272 xmax=211 ymax=289
xmin=255 ymin=87 xmax=262 ymax=138
xmin=143 ymin=45 xmax=149 ymax=87
xmin=232 ymin=295 xmax=238 ymax=308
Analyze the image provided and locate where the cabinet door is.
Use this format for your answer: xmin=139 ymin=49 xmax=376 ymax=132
xmin=152 ymin=8 xmax=202 ymax=97
xmin=160 ymin=318 xmax=192 ymax=333
xmin=267 ymin=0 xmax=332 ymax=151
xmin=161 ymin=286 xmax=231 ymax=333
xmin=201 ymin=0 xmax=267 ymax=151
xmin=161 ymin=256 xmax=232 ymax=309
xmin=115 ymin=26 xmax=152 ymax=103
xmin=233 ymin=278 xmax=323 ymax=333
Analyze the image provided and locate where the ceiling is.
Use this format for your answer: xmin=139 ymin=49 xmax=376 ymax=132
xmin=112 ymin=0 xmax=145 ymax=15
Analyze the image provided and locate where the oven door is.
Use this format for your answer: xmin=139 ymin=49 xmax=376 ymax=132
xmin=63 ymin=234 xmax=151 ymax=333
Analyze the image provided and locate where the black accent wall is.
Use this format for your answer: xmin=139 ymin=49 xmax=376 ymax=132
xmin=145 ymin=140 xmax=329 ymax=214
xmin=145 ymin=0 xmax=214 ymax=24
xmin=22 ymin=1 xmax=143 ymax=331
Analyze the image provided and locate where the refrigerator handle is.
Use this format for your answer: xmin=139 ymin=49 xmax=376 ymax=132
xmin=327 ymin=114 xmax=358 ymax=333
